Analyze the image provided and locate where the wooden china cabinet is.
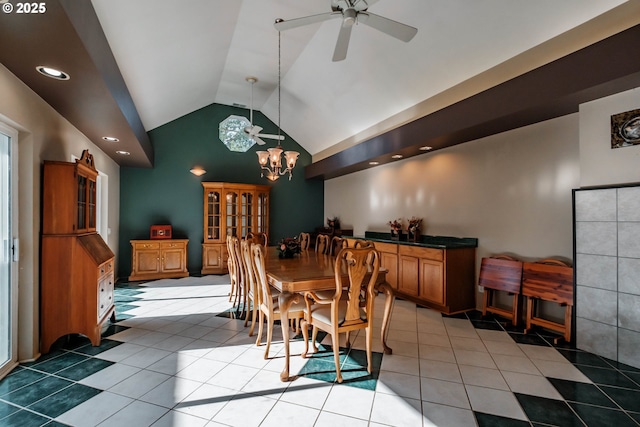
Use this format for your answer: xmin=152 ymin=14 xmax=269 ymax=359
xmin=201 ymin=182 xmax=270 ymax=274
xmin=40 ymin=150 xmax=115 ymax=353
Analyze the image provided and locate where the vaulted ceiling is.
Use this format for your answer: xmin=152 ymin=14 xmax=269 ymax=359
xmin=1 ymin=0 xmax=640 ymax=175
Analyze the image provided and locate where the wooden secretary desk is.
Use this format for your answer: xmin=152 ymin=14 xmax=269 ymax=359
xmin=201 ymin=182 xmax=270 ymax=274
xmin=40 ymin=150 xmax=115 ymax=353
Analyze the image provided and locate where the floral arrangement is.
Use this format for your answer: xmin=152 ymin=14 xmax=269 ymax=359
xmin=327 ymin=216 xmax=340 ymax=229
xmin=388 ymin=218 xmax=402 ymax=231
xmin=407 ymin=217 xmax=422 ymax=233
xmin=278 ymin=237 xmax=301 ymax=258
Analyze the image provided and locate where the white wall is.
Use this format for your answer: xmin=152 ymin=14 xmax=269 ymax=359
xmin=0 ymin=64 xmax=120 ymax=361
xmin=326 ymin=114 xmax=580 ymax=268
xmin=579 ymin=87 xmax=640 ymax=187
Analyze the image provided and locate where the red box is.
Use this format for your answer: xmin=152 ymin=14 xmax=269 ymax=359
xmin=150 ymin=225 xmax=172 ymax=239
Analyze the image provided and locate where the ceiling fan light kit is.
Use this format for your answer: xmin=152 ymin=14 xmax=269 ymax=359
xmin=274 ymin=0 xmax=418 ymax=62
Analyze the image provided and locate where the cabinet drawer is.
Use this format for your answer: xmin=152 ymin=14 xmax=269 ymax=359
xmin=161 ymin=241 xmax=186 ymax=249
xmin=374 ymin=241 xmax=398 ymax=254
xmin=99 ymin=260 xmax=113 ymax=277
xmin=98 ymin=274 xmax=114 ymax=321
xmin=398 ymin=245 xmax=443 ymax=261
xmin=135 ymin=242 xmax=160 ymax=250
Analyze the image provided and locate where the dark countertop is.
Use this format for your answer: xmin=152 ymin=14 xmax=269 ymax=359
xmin=353 ymin=232 xmax=478 ymax=249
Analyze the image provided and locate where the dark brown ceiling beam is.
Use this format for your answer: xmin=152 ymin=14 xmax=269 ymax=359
xmin=0 ymin=0 xmax=152 ymax=168
xmin=305 ymin=24 xmax=640 ymax=181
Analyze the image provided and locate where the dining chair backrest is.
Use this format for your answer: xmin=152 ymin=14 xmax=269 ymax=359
xmin=246 ymin=231 xmax=268 ymax=247
xmin=226 ymin=235 xmax=237 ymax=283
xmin=330 ymin=236 xmax=346 ymax=256
xmin=232 ymin=236 xmax=246 ymax=296
xmin=241 ymin=239 xmax=258 ymax=302
xmin=315 ymin=234 xmax=330 ymax=254
xmin=298 ymin=232 xmax=310 ymax=251
xmin=353 ymin=239 xmax=375 ymax=249
xmin=334 ymin=247 xmax=380 ymax=326
xmin=251 ymin=243 xmax=274 ymax=311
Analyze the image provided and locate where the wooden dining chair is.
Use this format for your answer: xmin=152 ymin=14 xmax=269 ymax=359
xmin=315 ymin=233 xmax=330 ymax=254
xmin=246 ymin=231 xmax=268 ymax=247
xmin=353 ymin=239 xmax=375 ymax=249
xmin=227 ymin=235 xmax=240 ymax=306
xmin=232 ymin=236 xmax=249 ymax=318
xmin=298 ymin=232 xmax=310 ymax=251
xmin=251 ymin=243 xmax=305 ymax=359
xmin=241 ymin=239 xmax=259 ymax=332
xmin=330 ymin=236 xmax=346 ymax=256
xmin=301 ymin=246 xmax=380 ymax=383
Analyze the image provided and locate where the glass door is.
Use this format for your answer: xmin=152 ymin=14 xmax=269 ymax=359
xmin=0 ymin=123 xmax=18 ymax=378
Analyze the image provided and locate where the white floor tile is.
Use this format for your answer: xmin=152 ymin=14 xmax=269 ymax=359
xmin=174 ymin=383 xmax=237 ymax=420
xmin=151 ymin=410 xmax=209 ymax=427
xmin=492 ymin=354 xmax=541 ymax=375
xmin=420 ymin=377 xmax=471 ymax=409
xmin=95 ymin=342 xmax=146 ymax=362
xmin=454 ymin=349 xmax=497 ymax=369
xmin=370 ymin=392 xmax=424 ymax=426
xmin=418 ymin=332 xmax=452 ymax=348
xmin=314 ymin=411 xmax=369 ymax=427
xmin=465 ymin=384 xmax=528 ymax=420
xmin=422 ymin=401 xmax=477 ymax=427
xmin=207 ymin=363 xmax=260 ymax=391
xmin=451 ymin=336 xmax=487 ymax=352
xmin=211 ymin=393 xmax=276 ymax=427
xmin=79 ymin=363 xmax=141 ymax=390
xmin=146 ymin=352 xmax=199 ymax=375
xmin=279 ymin=377 xmax=333 ymax=410
xmin=419 ymin=359 xmax=462 ymax=383
xmin=175 ymin=358 xmax=228 ymax=382
xmin=120 ymin=346 xmax=173 ymax=368
xmin=531 ymin=358 xmax=592 ymax=383
xmin=519 ymin=344 xmax=567 ymax=362
xmin=502 ymin=370 xmax=564 ymax=399
xmin=380 ymin=353 xmax=420 ymax=376
xmin=140 ymin=376 xmax=203 ymax=408
xmin=376 ymin=370 xmax=422 ymax=399
xmin=419 ymin=344 xmax=456 ymax=363
xmin=323 ymin=384 xmax=375 ymax=420
xmin=202 ymin=344 xmax=248 ymax=363
xmin=459 ymin=364 xmax=509 ymax=390
xmin=150 ymin=335 xmax=196 ymax=352
xmin=484 ymin=339 xmax=526 ymax=357
xmin=240 ymin=369 xmax=290 ymax=399
xmin=108 ymin=369 xmax=171 ymax=399
xmin=259 ymin=399 xmax=320 ymax=427
xmin=56 ymin=391 xmax=133 ymax=427
xmin=97 ymin=400 xmax=168 ymax=427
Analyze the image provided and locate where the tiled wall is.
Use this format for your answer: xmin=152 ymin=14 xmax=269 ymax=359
xmin=574 ymin=185 xmax=640 ymax=369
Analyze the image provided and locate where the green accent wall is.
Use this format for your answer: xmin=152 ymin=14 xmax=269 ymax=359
xmin=118 ymin=103 xmax=324 ymax=278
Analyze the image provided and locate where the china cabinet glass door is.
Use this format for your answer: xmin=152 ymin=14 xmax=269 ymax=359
xmin=257 ymin=192 xmax=269 ymax=233
xmin=241 ymin=191 xmax=253 ymax=237
xmin=225 ymin=191 xmax=239 ymax=237
xmin=207 ymin=191 xmax=221 ymax=240
xmin=77 ymin=175 xmax=86 ymax=230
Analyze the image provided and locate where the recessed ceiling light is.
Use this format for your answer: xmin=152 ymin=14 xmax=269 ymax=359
xmin=102 ymin=136 xmax=119 ymax=142
xmin=392 ymin=154 xmax=403 ymax=159
xmin=419 ymin=146 xmax=433 ymax=151
xmin=116 ymin=150 xmax=130 ymax=156
xmin=369 ymin=161 xmax=379 ymax=165
xmin=36 ymin=66 xmax=70 ymax=80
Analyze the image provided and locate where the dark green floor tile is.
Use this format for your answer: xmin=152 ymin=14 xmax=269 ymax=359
xmin=548 ymin=378 xmax=616 ymax=408
xmin=515 ymin=393 xmax=583 ymax=426
xmin=299 ymin=358 xmax=340 ymax=383
xmin=114 ymin=294 xmax=141 ymax=303
xmin=2 ymin=376 xmax=72 ymax=406
xmin=31 ymin=352 xmax=88 ymax=374
xmin=344 ymin=348 xmax=383 ymax=371
xmin=113 ymin=313 xmax=133 ymax=321
xmin=576 ymin=365 xmax=640 ymax=389
xmin=474 ymin=412 xmax=531 ymax=427
xmin=569 ymin=402 xmax=637 ymax=427
xmin=471 ymin=319 xmax=505 ymax=330
xmin=600 ymin=385 xmax=640 ymax=412
xmin=74 ymin=339 xmax=122 ymax=356
xmin=601 ymin=358 xmax=640 ymax=373
xmin=625 ymin=371 xmax=640 ymax=388
xmin=60 ymin=335 xmax=92 ymax=351
xmin=0 ymin=369 xmax=46 ymax=397
xmin=115 ymin=304 xmax=138 ymax=313
xmin=629 ymin=412 xmax=640 ymax=423
xmin=0 ymin=409 xmax=51 ymax=427
xmin=101 ymin=324 xmax=129 ymax=337
xmin=0 ymin=399 xmax=21 ymax=418
xmin=28 ymin=383 xmax=101 ymax=418
xmin=55 ymin=358 xmax=113 ymax=381
xmin=20 ymin=350 xmax=65 ymax=367
xmin=337 ymin=367 xmax=379 ymax=390
xmin=558 ymin=349 xmax=610 ymax=368
xmin=508 ymin=333 xmax=550 ymax=346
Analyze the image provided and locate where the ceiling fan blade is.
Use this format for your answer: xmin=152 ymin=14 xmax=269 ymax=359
xmin=256 ymin=133 xmax=285 ymax=141
xmin=358 ymin=12 xmax=417 ymax=42
xmin=351 ymin=0 xmax=380 ymax=11
xmin=333 ymin=22 xmax=353 ymax=62
xmin=275 ymin=12 xmax=341 ymax=31
xmin=253 ymin=136 xmax=266 ymax=145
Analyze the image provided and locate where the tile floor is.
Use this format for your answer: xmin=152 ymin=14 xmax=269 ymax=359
xmin=1 ymin=275 xmax=640 ymax=426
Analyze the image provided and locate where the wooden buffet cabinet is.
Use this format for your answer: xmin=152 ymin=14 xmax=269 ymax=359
xmin=129 ymin=239 xmax=189 ymax=281
xmin=41 ymin=151 xmax=115 ymax=353
xmin=201 ymin=182 xmax=270 ymax=274
xmin=360 ymin=234 xmax=477 ymax=314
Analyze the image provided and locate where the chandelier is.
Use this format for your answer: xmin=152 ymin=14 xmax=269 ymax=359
xmin=256 ymin=20 xmax=299 ymax=182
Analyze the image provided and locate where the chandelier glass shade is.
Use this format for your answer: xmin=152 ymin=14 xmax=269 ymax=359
xmin=256 ymin=20 xmax=299 ymax=182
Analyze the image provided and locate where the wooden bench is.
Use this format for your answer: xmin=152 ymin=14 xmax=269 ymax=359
xmin=522 ymin=259 xmax=573 ymax=343
xmin=479 ymin=256 xmax=523 ymax=326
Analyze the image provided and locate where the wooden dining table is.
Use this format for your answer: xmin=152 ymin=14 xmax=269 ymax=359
xmin=264 ymin=248 xmax=396 ymax=382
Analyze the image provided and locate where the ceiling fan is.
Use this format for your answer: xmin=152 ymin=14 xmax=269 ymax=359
xmin=244 ymin=76 xmax=284 ymax=145
xmin=274 ymin=0 xmax=418 ymax=62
